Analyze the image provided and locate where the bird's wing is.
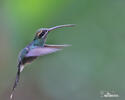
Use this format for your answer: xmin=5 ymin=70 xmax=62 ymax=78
xmin=25 ymin=44 xmax=70 ymax=57
xmin=44 ymin=44 xmax=71 ymax=48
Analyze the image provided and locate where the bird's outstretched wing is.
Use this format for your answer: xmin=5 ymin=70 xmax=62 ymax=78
xmin=25 ymin=44 xmax=70 ymax=57
xmin=44 ymin=44 xmax=71 ymax=48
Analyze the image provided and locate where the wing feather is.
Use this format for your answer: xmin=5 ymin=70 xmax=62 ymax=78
xmin=26 ymin=44 xmax=70 ymax=57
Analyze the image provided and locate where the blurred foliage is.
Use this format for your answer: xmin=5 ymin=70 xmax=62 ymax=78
xmin=0 ymin=0 xmax=125 ymax=100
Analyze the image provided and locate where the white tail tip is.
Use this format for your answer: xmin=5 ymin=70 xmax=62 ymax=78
xmin=10 ymin=94 xmax=13 ymax=100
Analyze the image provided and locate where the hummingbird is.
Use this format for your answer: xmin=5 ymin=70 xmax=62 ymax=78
xmin=10 ymin=24 xmax=75 ymax=99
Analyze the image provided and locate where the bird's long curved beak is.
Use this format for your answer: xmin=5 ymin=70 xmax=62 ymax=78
xmin=48 ymin=24 xmax=75 ymax=32
xmin=43 ymin=24 xmax=75 ymax=39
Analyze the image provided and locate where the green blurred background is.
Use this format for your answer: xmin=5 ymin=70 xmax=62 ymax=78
xmin=0 ymin=0 xmax=125 ymax=100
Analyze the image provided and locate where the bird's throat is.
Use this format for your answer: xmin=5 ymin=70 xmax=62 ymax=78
xmin=33 ymin=39 xmax=45 ymax=47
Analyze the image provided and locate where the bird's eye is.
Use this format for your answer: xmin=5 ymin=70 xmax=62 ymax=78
xmin=38 ymin=30 xmax=47 ymax=38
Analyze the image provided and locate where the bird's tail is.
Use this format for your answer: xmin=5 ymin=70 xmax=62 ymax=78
xmin=10 ymin=63 xmax=21 ymax=99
